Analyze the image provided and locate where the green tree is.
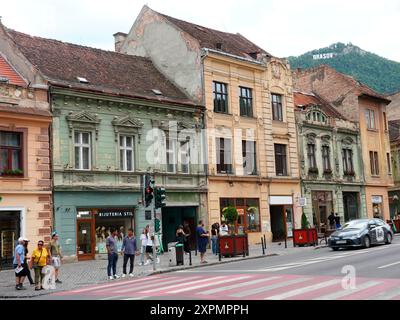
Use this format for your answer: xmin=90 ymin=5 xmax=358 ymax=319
xmin=301 ymin=212 xmax=310 ymax=230
xmin=222 ymin=206 xmax=239 ymax=234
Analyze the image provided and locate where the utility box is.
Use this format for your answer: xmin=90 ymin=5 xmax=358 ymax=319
xmin=175 ymin=242 xmax=184 ymax=266
xmin=168 ymin=242 xmax=177 ymax=267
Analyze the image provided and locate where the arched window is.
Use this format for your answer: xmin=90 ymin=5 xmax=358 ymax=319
xmin=306 ymin=108 xmax=327 ymax=123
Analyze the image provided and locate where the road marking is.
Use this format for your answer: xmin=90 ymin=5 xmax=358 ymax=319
xmin=368 ymin=287 xmax=400 ymax=300
xmin=264 ymin=279 xmax=342 ymax=300
xmin=316 ymin=281 xmax=381 ymax=300
xmin=229 ymin=277 xmax=311 ymax=298
xmin=100 ymin=296 xmax=129 ymax=300
xmin=123 ymin=296 xmax=149 ymax=300
xmin=377 ymin=261 xmax=400 ymax=269
xmin=140 ymin=276 xmax=227 ymax=294
xmin=167 ymin=276 xmax=252 ymax=294
xmin=70 ymin=276 xmax=162 ymax=293
xmin=114 ymin=276 xmax=202 ymax=293
xmin=198 ymin=277 xmax=281 ymax=295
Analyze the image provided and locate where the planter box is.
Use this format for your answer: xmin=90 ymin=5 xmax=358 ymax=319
xmin=218 ymin=235 xmax=249 ymax=257
xmin=293 ymin=228 xmax=318 ymax=247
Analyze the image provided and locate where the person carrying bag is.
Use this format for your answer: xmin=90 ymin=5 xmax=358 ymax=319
xmin=30 ymin=240 xmax=49 ymax=291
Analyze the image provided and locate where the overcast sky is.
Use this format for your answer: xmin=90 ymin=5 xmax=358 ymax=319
xmin=1 ymin=0 xmax=399 ymax=62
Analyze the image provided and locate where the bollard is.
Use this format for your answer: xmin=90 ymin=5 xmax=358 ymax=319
xmin=285 ymin=236 xmax=287 ymax=249
xmin=261 ymin=237 xmax=265 ymax=255
xmin=218 ymin=237 xmax=222 ymax=262
xmin=189 ymin=250 xmax=192 ymax=266
xmin=243 ymin=237 xmax=246 ymax=257
xmin=263 ymin=234 xmax=267 ymax=250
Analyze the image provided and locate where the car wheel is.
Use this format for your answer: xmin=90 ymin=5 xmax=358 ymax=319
xmin=386 ymin=233 xmax=392 ymax=244
xmin=363 ymin=235 xmax=371 ymax=248
xmin=332 ymin=247 xmax=339 ymax=251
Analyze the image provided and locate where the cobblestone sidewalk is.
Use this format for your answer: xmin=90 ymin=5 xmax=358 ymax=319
xmin=0 ymin=240 xmax=320 ymax=299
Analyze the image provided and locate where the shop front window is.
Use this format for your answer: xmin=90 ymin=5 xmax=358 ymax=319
xmin=95 ymin=209 xmax=135 ymax=254
xmin=372 ymin=197 xmax=383 ymax=219
xmin=219 ymin=198 xmax=261 ymax=233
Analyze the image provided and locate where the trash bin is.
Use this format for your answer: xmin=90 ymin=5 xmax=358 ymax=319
xmin=168 ymin=242 xmax=177 ymax=267
xmin=176 ymin=242 xmax=184 ymax=266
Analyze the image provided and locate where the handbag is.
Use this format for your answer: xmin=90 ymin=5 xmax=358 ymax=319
xmin=32 ymin=250 xmax=43 ymax=269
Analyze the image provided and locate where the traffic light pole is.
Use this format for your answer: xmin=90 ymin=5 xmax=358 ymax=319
xmin=151 ymin=175 xmax=157 ymax=271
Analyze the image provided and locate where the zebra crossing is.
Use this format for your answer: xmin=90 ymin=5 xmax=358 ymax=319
xmin=51 ymin=273 xmax=400 ymax=300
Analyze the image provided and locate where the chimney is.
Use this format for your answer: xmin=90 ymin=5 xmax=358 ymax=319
xmin=113 ymin=32 xmax=127 ymax=53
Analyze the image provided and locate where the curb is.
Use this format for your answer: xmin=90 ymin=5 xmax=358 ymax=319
xmin=149 ymin=253 xmax=279 ymax=275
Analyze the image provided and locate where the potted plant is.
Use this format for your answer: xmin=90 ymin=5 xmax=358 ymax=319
xmin=220 ymin=206 xmax=248 ymax=257
xmin=323 ymin=169 xmax=332 ymax=176
xmin=293 ymin=212 xmax=318 ymax=247
xmin=308 ymin=167 xmax=319 ymax=175
xmin=222 ymin=206 xmax=239 ymax=234
xmin=1 ymin=169 xmax=23 ymax=177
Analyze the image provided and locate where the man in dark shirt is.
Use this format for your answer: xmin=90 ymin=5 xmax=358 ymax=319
xmin=328 ymin=212 xmax=336 ymax=230
xmin=121 ymin=228 xmax=138 ymax=278
xmin=334 ymin=213 xmax=341 ymax=229
xmin=106 ymin=228 xmax=120 ymax=280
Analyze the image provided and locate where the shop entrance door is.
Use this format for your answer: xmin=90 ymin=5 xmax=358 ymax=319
xmin=0 ymin=211 xmax=20 ymax=269
xmin=270 ymin=205 xmax=286 ymax=242
xmin=343 ymin=192 xmax=359 ymax=222
xmin=77 ymin=219 xmax=95 ymax=261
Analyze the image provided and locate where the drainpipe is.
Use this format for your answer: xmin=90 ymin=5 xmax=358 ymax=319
xmin=48 ymin=86 xmax=55 ymax=236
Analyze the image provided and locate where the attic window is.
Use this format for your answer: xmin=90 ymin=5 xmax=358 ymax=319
xmin=0 ymin=76 xmax=9 ymax=83
xmin=216 ymin=43 xmax=223 ymax=50
xmin=152 ymin=89 xmax=163 ymax=95
xmin=77 ymin=77 xmax=89 ymax=84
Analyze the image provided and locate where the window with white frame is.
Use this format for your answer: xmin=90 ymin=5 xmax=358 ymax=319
xmin=179 ymin=140 xmax=190 ymax=174
xmin=74 ymin=132 xmax=91 ymax=170
xmin=119 ymin=135 xmax=134 ymax=172
xmin=166 ymin=137 xmax=177 ymax=173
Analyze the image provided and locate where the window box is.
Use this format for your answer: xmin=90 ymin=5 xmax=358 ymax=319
xmin=1 ymin=169 xmax=24 ymax=177
xmin=344 ymin=171 xmax=355 ymax=177
xmin=308 ymin=167 xmax=319 ymax=174
xmin=323 ymin=169 xmax=332 ymax=175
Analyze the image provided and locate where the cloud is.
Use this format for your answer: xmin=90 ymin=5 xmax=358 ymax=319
xmin=0 ymin=0 xmax=399 ymax=61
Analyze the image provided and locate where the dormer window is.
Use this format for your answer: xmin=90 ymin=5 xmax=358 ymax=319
xmin=77 ymin=77 xmax=89 ymax=84
xmin=306 ymin=109 xmax=327 ymax=123
xmin=152 ymin=89 xmax=162 ymax=95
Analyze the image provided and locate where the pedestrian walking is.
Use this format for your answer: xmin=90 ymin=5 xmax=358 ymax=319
xmin=176 ymin=225 xmax=186 ymax=244
xmin=30 ymin=240 xmax=50 ymax=291
xmin=121 ymin=228 xmax=138 ymax=278
xmin=145 ymin=233 xmax=159 ymax=265
xmin=328 ymin=212 xmax=336 ymax=230
xmin=196 ymin=220 xmax=209 ymax=263
xmin=13 ymin=237 xmax=26 ymax=290
xmin=139 ymin=227 xmax=148 ymax=266
xmin=211 ymin=222 xmax=220 ymax=255
xmin=183 ymin=221 xmax=191 ymax=253
xmin=106 ymin=228 xmax=120 ymax=280
xmin=23 ymin=238 xmax=34 ymax=286
xmin=49 ymin=232 xmax=63 ymax=284
xmin=335 ymin=213 xmax=341 ymax=229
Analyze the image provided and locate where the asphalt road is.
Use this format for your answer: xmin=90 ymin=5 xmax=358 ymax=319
xmin=43 ymin=235 xmax=400 ymax=300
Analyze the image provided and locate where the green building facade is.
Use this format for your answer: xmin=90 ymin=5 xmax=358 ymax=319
xmin=295 ymin=92 xmax=367 ymax=231
xmin=52 ymin=88 xmax=206 ymax=260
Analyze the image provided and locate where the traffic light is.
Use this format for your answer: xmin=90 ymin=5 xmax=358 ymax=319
xmin=144 ymin=175 xmax=154 ymax=207
xmin=154 ymin=187 xmax=166 ymax=209
xmin=155 ymin=218 xmax=161 ymax=233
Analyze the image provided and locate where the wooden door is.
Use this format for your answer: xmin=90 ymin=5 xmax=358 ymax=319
xmin=77 ymin=218 xmax=95 ymax=261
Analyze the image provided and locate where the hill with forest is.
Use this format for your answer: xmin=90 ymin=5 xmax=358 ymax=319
xmin=287 ymin=43 xmax=400 ymax=95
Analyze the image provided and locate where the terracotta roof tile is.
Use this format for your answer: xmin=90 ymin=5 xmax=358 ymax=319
xmin=6 ymin=29 xmax=195 ymax=106
xmin=294 ymin=91 xmax=346 ymax=120
xmin=0 ymin=55 xmax=26 ymax=87
xmin=158 ymin=12 xmax=270 ymax=60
